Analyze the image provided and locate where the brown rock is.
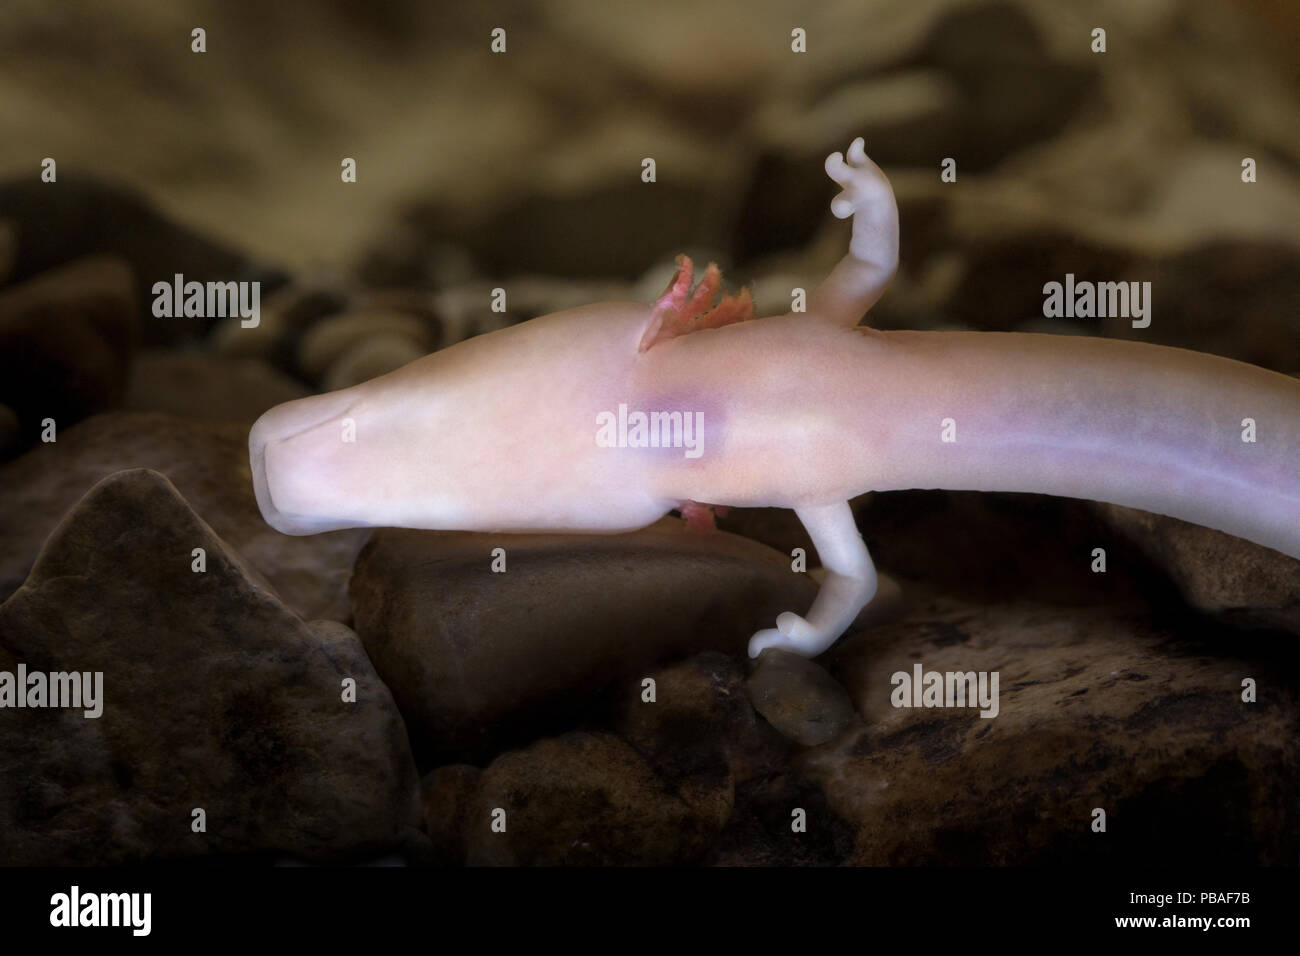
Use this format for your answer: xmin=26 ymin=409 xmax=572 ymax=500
xmin=321 ymin=334 xmax=428 ymax=391
xmin=736 ymin=4 xmax=1099 ymax=264
xmin=606 ymin=653 xmax=746 ymax=833
xmin=354 ymin=229 xmax=479 ymax=290
xmin=0 ymin=469 xmax=419 ymax=864
xmin=704 ymin=771 xmax=857 ymax=866
xmin=746 ymin=650 xmax=858 ymax=747
xmin=0 ymin=255 xmax=137 ymax=448
xmin=354 ymin=289 xmax=444 ymax=346
xmin=0 ymin=177 xmax=285 ymax=346
xmin=462 ymin=732 xmax=724 ymax=866
xmin=611 ymin=650 xmax=786 ymax=790
xmin=0 ymin=411 xmax=367 ymax=621
xmin=1096 ymin=502 xmax=1300 ymax=634
xmin=430 ymin=283 xmax=519 ymax=345
xmin=297 ymin=309 xmax=434 ymax=381
xmin=424 ymin=653 xmax=800 ymax=866
xmin=405 ymin=175 xmax=719 ymax=280
xmin=208 ymin=281 xmax=349 ymax=363
xmin=811 ymin=590 xmax=1300 ymax=865
xmin=910 ymin=3 xmax=1101 ymax=170
xmin=350 ymin=521 xmax=818 ymax=758
xmin=125 ymin=351 xmax=310 ymax=424
xmin=420 ymin=764 xmax=482 ymax=865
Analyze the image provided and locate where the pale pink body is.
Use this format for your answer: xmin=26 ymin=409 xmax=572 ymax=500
xmin=250 ymin=139 xmax=1300 ymax=657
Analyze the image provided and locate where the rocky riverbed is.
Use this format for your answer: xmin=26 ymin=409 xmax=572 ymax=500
xmin=1 ymin=0 xmax=1298 ymax=865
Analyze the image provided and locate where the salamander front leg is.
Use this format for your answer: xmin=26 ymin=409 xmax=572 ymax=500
xmin=807 ymin=136 xmax=899 ymax=327
xmin=748 ymin=501 xmax=878 ymax=659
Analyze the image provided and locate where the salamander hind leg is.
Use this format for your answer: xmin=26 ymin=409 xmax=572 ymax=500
xmin=748 ymin=501 xmax=878 ymax=659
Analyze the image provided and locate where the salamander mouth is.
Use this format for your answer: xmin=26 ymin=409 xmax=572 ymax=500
xmin=248 ymin=413 xmax=344 ymax=536
xmin=248 ymin=426 xmax=300 ymax=535
xmin=246 ymin=387 xmax=375 ymax=535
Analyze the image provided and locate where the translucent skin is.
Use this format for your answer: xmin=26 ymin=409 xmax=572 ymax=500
xmin=249 ymin=138 xmax=1300 ymax=657
xmin=251 ymin=301 xmax=682 ymax=536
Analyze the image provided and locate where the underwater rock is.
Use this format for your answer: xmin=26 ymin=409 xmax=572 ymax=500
xmin=0 ymin=469 xmax=419 ymax=864
xmin=321 ymin=333 xmax=429 ymax=392
xmin=704 ymin=770 xmax=858 ymax=866
xmin=736 ymin=3 xmax=1099 ymax=263
xmin=405 ymin=177 xmax=720 ymax=279
xmin=745 ymin=649 xmax=858 ymax=747
xmin=0 ymin=412 xmax=366 ymax=622
xmin=429 ymin=282 xmax=518 ymax=345
xmin=350 ymin=520 xmax=818 ymax=758
xmin=296 ymin=309 xmax=434 ymax=382
xmin=125 ymin=351 xmax=309 ymax=424
xmin=209 ymin=280 xmax=350 ymax=366
xmin=609 ymin=650 xmax=787 ymax=790
xmin=909 ymin=2 xmax=1100 ymax=170
xmin=1143 ymin=149 xmax=1300 ymax=262
xmin=428 ymin=276 xmax=631 ymax=347
xmin=1095 ymin=503 xmax=1300 ymax=635
xmin=423 ymin=653 xmax=794 ymax=866
xmin=0 ymin=255 xmax=137 ymax=451
xmin=0 ymin=176 xmax=286 ymax=345
xmin=422 ymin=588 xmax=1300 ymax=865
xmin=493 ymin=275 xmax=637 ymax=320
xmin=420 ymin=764 xmax=482 ymax=865
xmin=355 ymin=227 xmax=480 ymax=290
xmin=459 ymin=731 xmax=725 ymax=866
xmin=812 ymin=591 xmax=1300 ymax=865
xmin=606 ymin=652 xmax=758 ymax=834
